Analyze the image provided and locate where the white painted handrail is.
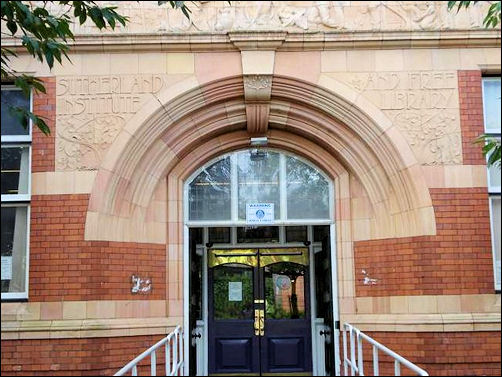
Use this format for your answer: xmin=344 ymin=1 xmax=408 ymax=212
xmin=343 ymin=323 xmax=428 ymax=376
xmin=114 ymin=325 xmax=184 ymax=376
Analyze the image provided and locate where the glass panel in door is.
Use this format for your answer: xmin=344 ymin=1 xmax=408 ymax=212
xmin=264 ymin=262 xmax=306 ymax=319
xmin=213 ymin=265 xmax=254 ymax=320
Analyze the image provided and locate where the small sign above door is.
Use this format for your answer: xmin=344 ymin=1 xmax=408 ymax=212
xmin=246 ymin=203 xmax=274 ymax=224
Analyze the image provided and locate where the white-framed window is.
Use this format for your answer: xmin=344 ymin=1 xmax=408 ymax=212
xmin=1 ymin=85 xmax=32 ymax=300
xmin=185 ymin=149 xmax=333 ymax=226
xmin=482 ymin=76 xmax=501 ymax=291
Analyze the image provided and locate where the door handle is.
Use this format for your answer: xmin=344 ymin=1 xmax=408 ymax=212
xmin=254 ymin=309 xmax=260 ymax=336
xmin=254 ymin=309 xmax=265 ymax=336
xmin=259 ymin=309 xmax=265 ymax=336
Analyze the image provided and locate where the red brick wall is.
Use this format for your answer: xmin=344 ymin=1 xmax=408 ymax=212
xmin=2 ymin=332 xmax=500 ymax=376
xmin=32 ymin=77 xmax=56 ymax=172
xmin=355 ymin=188 xmax=494 ymax=296
xmin=1 ymin=335 xmax=168 ymax=376
xmin=30 ymin=194 xmax=166 ymax=301
xmin=355 ymin=331 xmax=502 ymax=376
xmin=458 ymin=70 xmax=486 ymax=165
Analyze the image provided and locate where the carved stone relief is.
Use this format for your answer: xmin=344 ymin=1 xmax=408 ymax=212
xmin=243 ymin=74 xmax=272 ymax=100
xmin=55 ymin=74 xmax=165 ymax=171
xmin=57 ymin=114 xmax=124 ymax=171
xmin=243 ymin=74 xmax=272 ymax=136
xmin=67 ymin=1 xmax=492 ymax=34
xmin=331 ymin=71 xmax=462 ymax=165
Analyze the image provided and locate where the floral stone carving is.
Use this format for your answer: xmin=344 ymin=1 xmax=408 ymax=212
xmin=56 ymin=115 xmax=125 ymax=171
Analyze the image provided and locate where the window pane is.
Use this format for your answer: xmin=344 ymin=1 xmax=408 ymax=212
xmin=1 ymin=206 xmax=28 ymax=294
xmin=265 ymin=262 xmax=306 ymax=319
xmin=209 ymin=227 xmax=231 ymax=243
xmin=285 ymin=226 xmax=307 ymax=243
xmin=313 ymin=225 xmax=330 ymax=243
xmin=189 ymin=157 xmax=231 ymax=221
xmin=1 ymin=146 xmax=30 ymax=195
xmin=238 ymin=150 xmax=280 ymax=220
xmin=483 ymin=78 xmax=501 ymax=133
xmin=190 ymin=227 xmax=203 ymax=245
xmin=213 ymin=265 xmax=253 ymax=320
xmin=287 ymin=156 xmax=329 ymax=219
xmin=491 ymin=197 xmax=501 ymax=289
xmin=487 ymin=137 xmax=501 ymax=193
xmin=237 ymin=226 xmax=279 ymax=243
xmin=1 ymin=89 xmax=30 ymax=136
xmin=488 ymin=164 xmax=501 ymax=193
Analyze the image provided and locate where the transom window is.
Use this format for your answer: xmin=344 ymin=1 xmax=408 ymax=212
xmin=186 ymin=149 xmax=332 ymax=224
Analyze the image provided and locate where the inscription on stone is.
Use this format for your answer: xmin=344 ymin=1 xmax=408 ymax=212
xmin=333 ymin=71 xmax=461 ymax=165
xmin=56 ymin=74 xmax=163 ymax=116
xmin=56 ymin=74 xmax=165 ymax=170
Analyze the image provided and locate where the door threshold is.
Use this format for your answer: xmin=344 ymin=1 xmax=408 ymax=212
xmin=210 ymin=372 xmax=312 ymax=376
xmin=262 ymin=373 xmax=312 ymax=376
xmin=209 ymin=373 xmax=260 ymax=376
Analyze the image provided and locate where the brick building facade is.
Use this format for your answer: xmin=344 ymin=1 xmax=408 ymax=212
xmin=1 ymin=1 xmax=500 ymax=375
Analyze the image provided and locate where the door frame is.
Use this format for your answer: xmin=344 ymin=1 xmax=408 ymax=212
xmin=183 ymin=224 xmax=340 ymax=376
xmin=182 ymin=149 xmax=340 ymax=375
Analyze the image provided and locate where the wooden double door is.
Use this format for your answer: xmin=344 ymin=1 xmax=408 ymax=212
xmin=208 ymin=248 xmax=312 ymax=376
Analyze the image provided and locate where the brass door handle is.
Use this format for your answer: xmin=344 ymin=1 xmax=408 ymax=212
xmin=259 ymin=309 xmax=265 ymax=336
xmin=254 ymin=309 xmax=265 ymax=336
xmin=254 ymin=309 xmax=260 ymax=336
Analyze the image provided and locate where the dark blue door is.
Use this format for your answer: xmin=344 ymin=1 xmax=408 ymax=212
xmin=208 ymin=248 xmax=312 ymax=375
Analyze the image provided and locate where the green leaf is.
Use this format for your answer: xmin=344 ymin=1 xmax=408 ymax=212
xmin=102 ymin=9 xmax=116 ymax=29
xmin=79 ymin=11 xmax=87 ymax=25
xmin=14 ymin=76 xmax=30 ymax=97
xmin=33 ymin=116 xmax=51 ymax=135
xmin=45 ymin=49 xmax=54 ymax=68
xmin=6 ymin=20 xmax=17 ymax=34
xmin=31 ymin=79 xmax=47 ymax=94
xmin=89 ymin=7 xmax=106 ymax=29
xmin=181 ymin=5 xmax=191 ymax=19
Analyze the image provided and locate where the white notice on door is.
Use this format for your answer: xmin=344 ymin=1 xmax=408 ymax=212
xmin=1 ymin=256 xmax=12 ymax=280
xmin=228 ymin=282 xmax=242 ymax=301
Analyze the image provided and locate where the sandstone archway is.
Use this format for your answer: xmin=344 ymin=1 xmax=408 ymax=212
xmin=84 ymin=74 xmax=435 ymax=243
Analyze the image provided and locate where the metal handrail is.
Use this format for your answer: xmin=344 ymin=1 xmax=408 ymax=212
xmin=114 ymin=325 xmax=183 ymax=376
xmin=343 ymin=323 xmax=428 ymax=376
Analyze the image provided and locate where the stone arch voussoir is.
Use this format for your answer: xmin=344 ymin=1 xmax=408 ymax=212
xmin=85 ymin=74 xmax=435 ymax=243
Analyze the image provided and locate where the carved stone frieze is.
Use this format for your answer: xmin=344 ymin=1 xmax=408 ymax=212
xmin=65 ymin=1 xmax=492 ymax=34
xmin=55 ymin=74 xmax=166 ymax=171
xmin=331 ymin=71 xmax=462 ymax=165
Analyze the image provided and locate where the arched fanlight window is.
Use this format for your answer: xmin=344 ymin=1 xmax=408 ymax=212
xmin=187 ymin=149 xmax=331 ymax=223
